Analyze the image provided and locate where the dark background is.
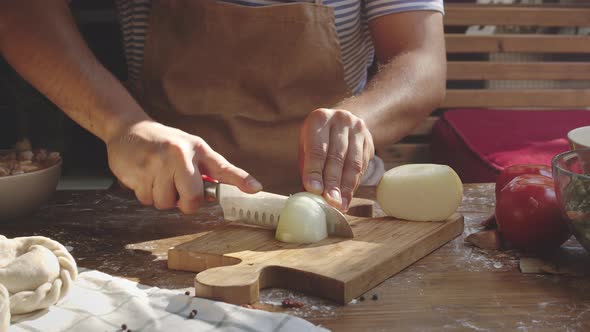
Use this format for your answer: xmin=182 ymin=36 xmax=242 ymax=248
xmin=0 ymin=0 xmax=122 ymax=176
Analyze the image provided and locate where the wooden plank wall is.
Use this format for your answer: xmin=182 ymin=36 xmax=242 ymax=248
xmin=378 ymin=3 xmax=590 ymax=170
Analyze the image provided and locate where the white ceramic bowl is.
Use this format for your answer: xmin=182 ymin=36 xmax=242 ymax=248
xmin=568 ymin=126 xmax=590 ymax=150
xmin=0 ymin=159 xmax=61 ymax=220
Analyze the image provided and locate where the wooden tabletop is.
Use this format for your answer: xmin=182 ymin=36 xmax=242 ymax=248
xmin=3 ymin=184 xmax=590 ymax=331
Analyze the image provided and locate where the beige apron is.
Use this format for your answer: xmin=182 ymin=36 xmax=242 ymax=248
xmin=136 ymin=0 xmax=350 ymax=193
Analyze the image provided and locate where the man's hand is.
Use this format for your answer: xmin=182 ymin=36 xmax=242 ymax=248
xmin=299 ymin=109 xmax=374 ymax=211
xmin=107 ymin=121 xmax=262 ymax=214
xmin=297 ymin=11 xmax=445 ymax=211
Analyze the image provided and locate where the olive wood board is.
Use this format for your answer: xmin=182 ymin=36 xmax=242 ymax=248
xmin=167 ymin=198 xmax=464 ymax=305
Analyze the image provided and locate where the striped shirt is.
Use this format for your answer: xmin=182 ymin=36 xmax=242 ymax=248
xmin=115 ymin=0 xmax=443 ymax=94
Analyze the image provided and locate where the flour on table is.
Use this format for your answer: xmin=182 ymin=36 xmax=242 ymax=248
xmin=259 ymin=288 xmax=337 ymax=318
xmin=0 ymin=284 xmax=9 ymax=332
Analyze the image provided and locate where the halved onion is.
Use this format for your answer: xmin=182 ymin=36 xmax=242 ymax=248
xmin=275 ymin=193 xmax=328 ymax=244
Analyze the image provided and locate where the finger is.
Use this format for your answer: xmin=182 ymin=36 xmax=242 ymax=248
xmin=340 ymin=131 xmax=364 ymax=211
xmin=115 ymin=171 xmax=137 ymax=191
xmin=152 ymin=173 xmax=178 ymax=210
xmin=323 ymin=125 xmax=349 ymax=209
xmin=363 ymin=134 xmax=375 ymax=175
xmin=174 ymin=154 xmax=203 ymax=214
xmin=199 ymin=147 xmax=262 ymax=194
xmin=134 ymin=178 xmax=154 ymax=206
xmin=116 ymin=179 xmax=130 ymax=190
xmin=366 ymin=131 xmax=375 ymax=162
xmin=301 ymin=110 xmax=331 ymax=195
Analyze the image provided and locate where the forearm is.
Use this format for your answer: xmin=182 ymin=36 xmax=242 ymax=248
xmin=0 ymin=0 xmax=150 ymax=143
xmin=337 ymin=50 xmax=446 ymax=148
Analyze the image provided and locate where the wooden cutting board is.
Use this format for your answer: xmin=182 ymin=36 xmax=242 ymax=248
xmin=168 ymin=199 xmax=464 ymax=305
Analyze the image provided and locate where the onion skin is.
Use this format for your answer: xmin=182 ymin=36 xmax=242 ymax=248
xmin=495 ymin=164 xmax=552 ymax=198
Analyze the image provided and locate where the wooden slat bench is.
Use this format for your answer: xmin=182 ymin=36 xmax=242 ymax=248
xmin=379 ymin=3 xmax=590 ymax=170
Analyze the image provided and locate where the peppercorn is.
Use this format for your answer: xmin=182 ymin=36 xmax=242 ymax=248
xmin=372 ymin=293 xmax=379 ymax=300
xmin=121 ymin=324 xmax=127 ymax=330
xmin=188 ymin=309 xmax=198 ymax=319
xmin=281 ymin=298 xmax=304 ymax=308
xmin=184 ymin=291 xmax=190 ymax=296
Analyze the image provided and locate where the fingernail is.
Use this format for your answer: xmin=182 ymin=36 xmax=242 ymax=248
xmin=341 ymin=197 xmax=349 ymax=211
xmin=247 ymin=178 xmax=263 ymax=192
xmin=328 ymin=189 xmax=341 ymax=203
xmin=309 ymin=179 xmax=323 ymax=193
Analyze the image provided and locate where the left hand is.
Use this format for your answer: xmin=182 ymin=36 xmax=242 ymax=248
xmin=299 ymin=108 xmax=374 ymax=211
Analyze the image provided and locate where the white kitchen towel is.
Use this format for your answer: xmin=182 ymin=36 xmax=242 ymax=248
xmin=7 ymin=270 xmax=328 ymax=332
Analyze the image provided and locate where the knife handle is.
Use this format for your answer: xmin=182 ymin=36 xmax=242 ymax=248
xmin=202 ymin=174 xmax=219 ymax=203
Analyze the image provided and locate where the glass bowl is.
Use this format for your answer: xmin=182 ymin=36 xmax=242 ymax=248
xmin=552 ymin=148 xmax=590 ymax=253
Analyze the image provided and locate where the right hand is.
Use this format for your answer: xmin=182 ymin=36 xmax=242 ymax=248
xmin=106 ymin=121 xmax=262 ymax=214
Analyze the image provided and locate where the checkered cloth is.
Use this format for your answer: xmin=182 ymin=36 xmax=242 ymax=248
xmin=7 ymin=270 xmax=328 ymax=332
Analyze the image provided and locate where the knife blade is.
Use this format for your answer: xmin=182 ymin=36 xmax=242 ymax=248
xmin=202 ymin=176 xmax=353 ymax=238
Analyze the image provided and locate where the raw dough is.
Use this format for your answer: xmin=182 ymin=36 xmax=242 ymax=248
xmin=376 ymin=164 xmax=463 ymax=222
xmin=275 ymin=193 xmax=328 ymax=244
xmin=0 ymin=284 xmax=8 ymax=332
xmin=0 ymin=245 xmax=60 ymax=293
xmin=0 ymin=235 xmax=77 ymax=328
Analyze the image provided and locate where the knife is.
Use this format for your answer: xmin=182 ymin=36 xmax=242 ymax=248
xmin=202 ymin=175 xmax=354 ymax=238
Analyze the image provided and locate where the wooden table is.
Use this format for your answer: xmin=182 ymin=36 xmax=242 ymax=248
xmin=3 ymin=184 xmax=590 ymax=331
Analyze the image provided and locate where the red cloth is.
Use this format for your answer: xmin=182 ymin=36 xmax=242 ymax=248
xmin=431 ymin=109 xmax=590 ymax=183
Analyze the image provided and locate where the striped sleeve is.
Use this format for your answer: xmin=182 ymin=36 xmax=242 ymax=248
xmin=114 ymin=0 xmax=152 ymax=84
xmin=365 ymin=0 xmax=444 ymax=21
